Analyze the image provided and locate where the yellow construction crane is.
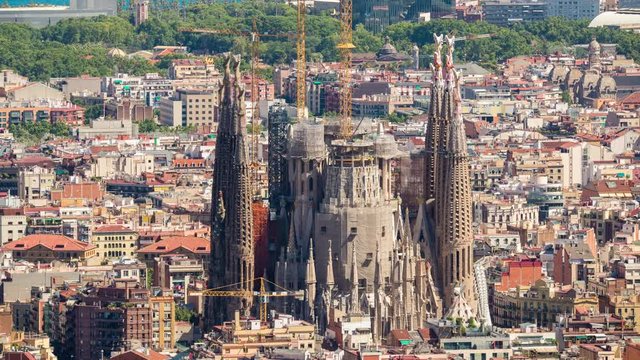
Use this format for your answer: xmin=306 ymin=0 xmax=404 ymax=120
xmin=188 ymin=277 xmax=304 ymax=322
xmin=296 ymin=0 xmax=307 ymax=121
xmin=337 ymin=0 xmax=355 ymax=140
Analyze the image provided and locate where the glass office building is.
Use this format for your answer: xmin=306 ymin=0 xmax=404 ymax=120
xmin=354 ymin=0 xmax=455 ymax=34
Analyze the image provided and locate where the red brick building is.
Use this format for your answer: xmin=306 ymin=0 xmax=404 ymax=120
xmin=624 ymin=340 xmax=640 ymax=360
xmin=494 ymin=257 xmax=543 ymax=292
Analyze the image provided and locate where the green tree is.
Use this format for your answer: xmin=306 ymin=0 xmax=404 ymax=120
xmin=175 ymin=306 xmax=197 ymax=323
xmin=387 ymin=113 xmax=408 ymax=124
xmin=84 ymin=104 xmax=103 ymax=121
xmin=353 ymin=24 xmax=383 ymax=53
xmin=138 ymin=119 xmax=159 ymax=133
xmin=561 ymin=91 xmax=573 ymax=105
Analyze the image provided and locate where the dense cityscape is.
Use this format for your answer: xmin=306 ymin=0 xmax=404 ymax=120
xmin=2 ymin=0 xmax=640 ymax=359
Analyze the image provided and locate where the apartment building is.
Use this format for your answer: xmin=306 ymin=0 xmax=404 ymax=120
xmin=0 ymin=214 xmax=27 ymax=245
xmin=149 ymin=289 xmax=176 ymax=351
xmin=547 ymin=0 xmax=600 ymax=20
xmin=90 ymin=225 xmax=139 ymax=261
xmin=491 ymin=278 xmax=598 ymax=328
xmin=159 ymin=89 xmax=218 ymax=131
xmin=168 ymin=59 xmax=218 ymax=80
xmin=75 ymin=285 xmax=153 ymax=359
xmin=483 ymin=0 xmax=547 ymax=27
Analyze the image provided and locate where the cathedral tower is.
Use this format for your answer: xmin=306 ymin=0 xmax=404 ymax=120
xmin=207 ymin=56 xmax=255 ymax=327
xmin=421 ymin=35 xmax=477 ymax=314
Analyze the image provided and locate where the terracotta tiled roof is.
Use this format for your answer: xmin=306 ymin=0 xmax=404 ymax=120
xmin=94 ymin=225 xmax=135 ymax=234
xmin=620 ymin=91 xmax=640 ymax=105
xmin=89 ymin=145 xmax=119 ymax=154
xmin=137 ymin=236 xmax=210 ymax=254
xmin=2 ymin=234 xmax=95 ymax=252
xmin=110 ymin=349 xmax=169 ymax=360
xmin=390 ymin=329 xmax=411 ymax=341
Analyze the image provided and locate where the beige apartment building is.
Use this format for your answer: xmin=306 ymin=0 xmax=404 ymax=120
xmin=18 ymin=166 xmax=55 ymax=202
xmin=0 ymin=214 xmax=27 ymax=245
xmin=159 ymin=89 xmax=218 ymax=131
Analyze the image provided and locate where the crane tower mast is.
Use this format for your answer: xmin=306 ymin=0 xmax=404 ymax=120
xmin=296 ymin=0 xmax=307 ymax=121
xmin=337 ymin=0 xmax=355 ymax=139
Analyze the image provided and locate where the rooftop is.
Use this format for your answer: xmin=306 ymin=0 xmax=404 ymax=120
xmin=137 ymin=236 xmax=210 ymax=254
xmin=2 ymin=234 xmax=96 ymax=252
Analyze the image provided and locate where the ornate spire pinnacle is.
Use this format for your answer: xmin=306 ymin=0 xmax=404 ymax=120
xmin=350 ymin=243 xmax=360 ymax=314
xmin=326 ymin=239 xmax=335 ymax=290
xmin=373 ymin=242 xmax=383 ymax=345
xmin=287 ymin=219 xmax=298 ymax=262
xmin=306 ymin=238 xmax=317 ymax=321
xmin=374 ymin=241 xmax=382 ymax=287
xmin=448 ymin=70 xmax=466 ymax=156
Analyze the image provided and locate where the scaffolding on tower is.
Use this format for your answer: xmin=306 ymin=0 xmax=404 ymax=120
xmin=337 ymin=0 xmax=355 ymax=140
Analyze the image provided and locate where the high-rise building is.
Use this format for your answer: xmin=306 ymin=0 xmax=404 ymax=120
xmin=620 ymin=0 xmax=640 ymax=8
xmin=547 ymin=0 xmax=600 ymax=20
xmin=420 ymin=35 xmax=476 ymax=315
xmin=133 ymin=0 xmax=150 ymax=26
xmin=483 ymin=0 xmax=547 ymax=27
xmin=207 ymin=55 xmax=255 ymax=327
xmin=354 ymin=0 xmax=454 ymax=34
xmin=429 ymin=0 xmax=456 ymax=17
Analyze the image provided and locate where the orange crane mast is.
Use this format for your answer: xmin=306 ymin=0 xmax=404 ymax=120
xmin=296 ymin=0 xmax=307 ymax=121
xmin=337 ymin=0 xmax=355 ymax=140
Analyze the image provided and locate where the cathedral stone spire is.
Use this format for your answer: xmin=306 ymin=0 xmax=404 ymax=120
xmin=326 ymin=239 xmax=335 ymax=290
xmin=306 ymin=238 xmax=317 ymax=321
xmin=424 ymin=34 xmax=445 ymax=201
xmin=350 ymin=243 xmax=360 ymax=314
xmin=373 ymin=242 xmax=383 ymax=344
xmin=207 ymin=55 xmax=255 ymax=327
xmin=440 ymin=37 xmax=476 ymax=310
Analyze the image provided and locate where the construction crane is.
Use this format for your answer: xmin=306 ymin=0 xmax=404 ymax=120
xmin=181 ymin=23 xmax=294 ymax=190
xmin=188 ymin=277 xmax=304 ymax=322
xmin=296 ymin=0 xmax=307 ymax=121
xmin=337 ymin=0 xmax=355 ymax=140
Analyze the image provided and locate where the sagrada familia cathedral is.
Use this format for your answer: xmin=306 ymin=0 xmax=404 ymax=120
xmin=207 ymin=36 xmax=479 ymax=340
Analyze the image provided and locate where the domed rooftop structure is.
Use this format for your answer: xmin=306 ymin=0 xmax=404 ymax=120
xmin=107 ymin=48 xmax=127 ymax=58
xmin=377 ymin=38 xmax=398 ymax=57
xmin=376 ymin=37 xmax=411 ymax=62
xmin=589 ymin=10 xmax=640 ymax=29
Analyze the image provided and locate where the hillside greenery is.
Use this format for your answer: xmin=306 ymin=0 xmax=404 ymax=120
xmin=0 ymin=2 xmax=639 ymax=81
